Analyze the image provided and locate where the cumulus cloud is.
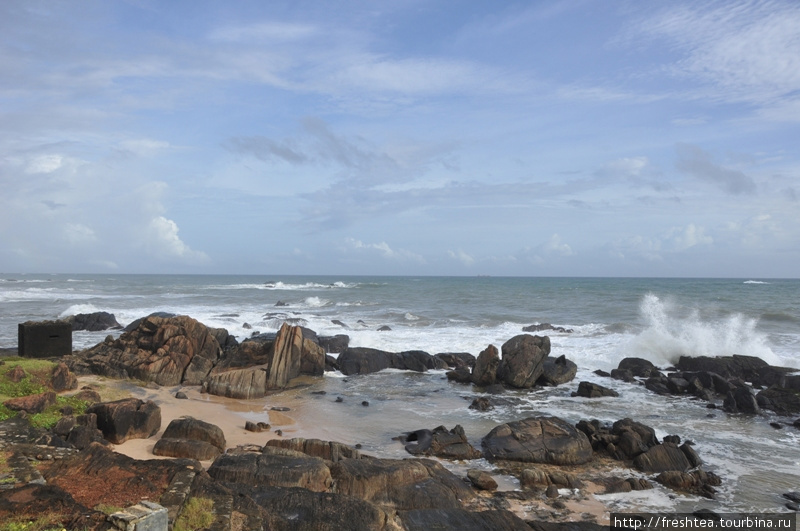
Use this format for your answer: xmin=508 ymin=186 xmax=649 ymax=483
xmin=144 ymin=216 xmax=209 ymax=262
xmin=344 ymin=238 xmax=425 ymax=263
xmin=675 ymin=143 xmax=756 ymax=195
xmin=664 ymin=223 xmax=713 ymax=251
xmin=609 ymin=223 xmax=713 ymax=262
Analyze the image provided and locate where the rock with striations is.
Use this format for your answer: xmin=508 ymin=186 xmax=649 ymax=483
xmin=611 ymin=418 xmax=659 ymax=459
xmin=318 ymin=334 xmax=350 ymax=353
xmin=65 ymin=311 xmax=122 ymax=331
xmin=435 ymin=352 xmax=476 ymax=369
xmin=538 ymin=355 xmax=578 ymax=386
xmin=496 ymin=334 xmax=550 ymax=389
xmin=266 ymin=437 xmax=364 ymax=462
xmin=633 ymin=442 xmax=692 ymax=473
xmin=330 ymin=457 xmax=476 ymax=511
xmin=401 ymin=425 xmax=482 ymax=460
xmin=574 ymin=381 xmax=619 ymax=398
xmin=66 ymin=315 xmax=222 ymax=386
xmin=400 ymin=508 xmax=532 ymax=531
xmin=159 ymin=417 xmax=226 ymax=451
xmin=86 ymin=397 xmax=161 ymax=444
xmin=208 ymin=446 xmax=332 ymax=492
xmin=466 ymin=469 xmax=498 ymax=491
xmin=482 ymin=416 xmax=592 ymax=465
xmin=471 ymin=345 xmax=500 ymax=386
xmin=153 ymin=438 xmax=222 ymax=461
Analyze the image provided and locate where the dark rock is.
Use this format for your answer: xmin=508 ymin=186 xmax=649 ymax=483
xmin=723 ymin=386 xmax=761 ymax=414
xmin=611 ymin=418 xmax=659 ymax=459
xmin=594 ymin=369 xmax=611 ymax=377
xmin=175 ymin=391 xmax=188 ymax=399
xmin=618 ymin=357 xmax=659 ymax=377
xmin=770 ymin=422 xmax=783 ymax=430
xmin=610 ymin=369 xmax=636 ymax=383
xmin=66 ymin=311 xmax=122 ymax=331
xmin=645 ymin=376 xmax=672 ymax=395
xmin=245 ymin=421 xmax=264 ymax=432
xmin=337 ymin=347 xmax=444 ymax=375
xmin=656 ymin=469 xmax=721 ymax=499
xmin=4 ymin=391 xmax=56 ymax=414
xmin=403 ymin=425 xmax=482 ymax=460
xmin=783 ymin=492 xmax=800 ymax=503
xmin=7 ymin=365 xmax=26 ymax=383
xmin=331 ymin=319 xmax=349 ymax=328
xmin=466 ymin=469 xmax=498 ymax=491
xmin=49 ymin=362 xmax=77 ymax=392
xmin=447 ymin=366 xmax=473 ymax=383
xmin=471 ymin=345 xmax=500 ymax=386
xmin=330 ymin=457 xmax=476 ymax=510
xmin=66 ymin=424 xmax=107 ymax=450
xmin=482 ymin=416 xmax=592 ymax=465
xmin=574 ymin=381 xmax=619 ymax=398
xmin=362 ymin=401 xmax=369 ymax=407
xmin=86 ymin=398 xmax=161 ymax=444
xmin=401 ymin=508 xmax=532 ymax=531
xmin=523 ymin=323 xmax=573 ymax=333
xmin=266 ymin=437 xmax=363 ymax=462
xmin=208 ymin=446 xmax=332 ymax=491
xmin=275 ymin=300 xmax=289 ymax=306
xmin=435 ymin=352 xmax=476 ymax=369
xmin=497 ymin=334 xmax=550 ymax=389
xmin=666 ymin=377 xmax=691 ymax=394
xmin=680 ymin=442 xmax=702 ymax=468
xmin=72 ymin=388 xmax=101 ymax=404
xmin=319 ymin=334 xmax=350 ymax=353
xmin=520 ymin=468 xmax=582 ymax=489
xmin=377 ymin=325 xmax=392 ymax=331
xmin=161 ymin=417 xmax=226 ymax=451
xmin=538 ymin=355 xmax=578 ymax=386
xmin=633 ymin=443 xmax=692 ymax=473
xmin=469 ymin=397 xmax=494 ymax=411
xmin=756 ymin=387 xmax=800 ymax=415
xmin=335 ymin=396 xmax=344 ymax=403
xmin=153 ymin=438 xmax=221 ymax=460
xmin=663 ymin=435 xmax=681 ymax=444
xmin=545 ymin=484 xmax=560 ymax=498
xmin=122 ymin=311 xmax=177 ymax=332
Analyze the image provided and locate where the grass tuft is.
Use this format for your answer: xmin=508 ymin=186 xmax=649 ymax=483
xmin=174 ymin=497 xmax=215 ymax=531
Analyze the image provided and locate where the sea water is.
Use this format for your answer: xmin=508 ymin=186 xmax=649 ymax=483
xmin=1 ymin=274 xmax=799 ymax=515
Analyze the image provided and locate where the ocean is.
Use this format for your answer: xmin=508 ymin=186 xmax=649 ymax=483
xmin=1 ymin=274 xmax=799 ymax=515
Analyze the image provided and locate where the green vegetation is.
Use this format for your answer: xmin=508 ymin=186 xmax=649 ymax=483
xmin=94 ymin=503 xmax=125 ymax=515
xmin=0 ymin=513 xmax=67 ymax=531
xmin=174 ymin=497 xmax=215 ymax=531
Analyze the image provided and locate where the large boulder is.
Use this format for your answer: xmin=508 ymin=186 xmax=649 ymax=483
xmin=756 ymin=387 xmax=800 ymax=415
xmin=86 ymin=398 xmax=161 ymax=444
xmin=496 ymin=335 xmax=550 ymax=389
xmin=723 ymin=386 xmax=761 ymax=414
xmin=330 ymin=457 xmax=475 ymax=510
xmin=336 ymin=347 xmax=445 ymax=375
xmin=50 ymin=362 xmax=78 ymax=392
xmin=617 ymin=357 xmax=659 ymax=378
xmin=482 ymin=416 xmax=592 ymax=465
xmin=65 ymin=311 xmax=122 ymax=331
xmin=208 ymin=446 xmax=332 ymax=492
xmin=633 ymin=443 xmax=692 ymax=473
xmin=67 ymin=315 xmax=222 ymax=386
xmin=265 ymin=437 xmax=364 ymax=462
xmin=537 ymin=355 xmax=578 ymax=386
xmin=158 ymin=417 xmax=226 ymax=452
xmin=318 ymin=334 xmax=350 ymax=354
xmin=574 ymin=381 xmax=619 ymax=398
xmin=3 ymin=391 xmax=56 ymax=414
xmin=401 ymin=425 xmax=482 ymax=460
xmin=152 ymin=438 xmax=222 ymax=460
xmin=204 ymin=366 xmax=269 ymax=399
xmin=471 ymin=345 xmax=500 ymax=386
xmin=435 ymin=352 xmax=476 ymax=370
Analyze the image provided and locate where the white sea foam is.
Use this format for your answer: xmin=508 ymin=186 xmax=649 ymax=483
xmin=744 ymin=280 xmax=769 ymax=284
xmin=59 ymin=304 xmax=103 ymax=317
xmin=622 ymin=293 xmax=783 ymax=367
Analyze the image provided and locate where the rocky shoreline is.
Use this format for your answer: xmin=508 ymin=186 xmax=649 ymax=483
xmin=1 ymin=312 xmax=799 ymax=530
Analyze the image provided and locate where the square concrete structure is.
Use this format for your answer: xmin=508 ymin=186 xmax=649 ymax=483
xmin=18 ymin=320 xmax=72 ymax=358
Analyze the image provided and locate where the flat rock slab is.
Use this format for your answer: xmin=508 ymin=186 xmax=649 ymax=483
xmin=482 ymin=416 xmax=592 ymax=465
xmin=207 ymin=446 xmax=332 ymax=492
xmin=400 ymin=508 xmax=532 ymax=531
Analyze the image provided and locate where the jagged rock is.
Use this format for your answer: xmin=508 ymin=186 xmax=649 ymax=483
xmin=466 ymin=469 xmax=497 ymax=491
xmin=435 ymin=352 xmax=476 ymax=369
xmin=538 ymin=355 xmax=578 ymax=386
xmin=400 ymin=508 xmax=531 ymax=531
xmin=520 ymin=467 xmax=582 ymax=489
xmin=337 ymin=347 xmax=446 ymax=375
xmin=67 ymin=315 xmax=221 ymax=386
xmin=723 ymin=386 xmax=761 ymax=413
xmin=756 ymin=387 xmax=800 ymax=415
xmin=123 ymin=311 xmax=176 ymax=332
xmin=4 ymin=391 xmax=56 ymax=414
xmin=50 ymin=362 xmax=78 ymax=392
xmin=611 ymin=418 xmax=658 ymax=459
xmin=86 ymin=398 xmax=161 ymax=444
xmin=402 ymin=425 xmax=481 ymax=460
xmin=497 ymin=334 xmax=550 ymax=389
xmin=471 ymin=345 xmax=500 ymax=386
xmin=656 ymin=469 xmax=721 ymax=499
xmin=208 ymin=446 xmax=332 ymax=492
xmin=617 ymin=358 xmax=659 ymax=378
xmin=65 ymin=311 xmax=122 ymax=331
xmin=330 ymin=457 xmax=476 ymax=510
xmin=482 ymin=416 xmax=592 ymax=465
xmin=573 ymin=381 xmax=619 ymax=398
xmin=633 ymin=443 xmax=691 ymax=473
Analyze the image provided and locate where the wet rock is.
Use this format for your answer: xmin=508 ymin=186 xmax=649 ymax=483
xmin=656 ymin=469 xmax=721 ymax=499
xmin=466 ymin=469 xmax=497 ymax=491
xmin=86 ymin=398 xmax=161 ymax=444
xmin=447 ymin=366 xmax=473 ymax=383
xmin=435 ymin=352 xmax=476 ymax=369
xmin=482 ymin=416 xmax=592 ymax=465
xmin=4 ymin=391 xmax=56 ymax=414
xmin=471 ymin=345 xmax=500 ymax=386
xmin=377 ymin=325 xmax=392 ymax=331
xmin=175 ymin=391 xmax=188 ymax=399
xmin=402 ymin=425 xmax=482 ymax=460
xmin=573 ymin=381 xmax=619 ymax=398
xmin=337 ymin=347 xmax=445 ymax=375
xmin=618 ymin=357 xmax=659 ymax=378
xmin=756 ymin=387 xmax=800 ymax=415
xmin=319 ymin=334 xmax=350 ymax=353
xmin=538 ymin=355 xmax=578 ymax=386
xmin=680 ymin=442 xmax=702 ymax=468
xmin=633 ymin=443 xmax=692 ymax=473
xmin=65 ymin=311 xmax=122 ymax=331
xmin=469 ymin=397 xmax=494 ymax=411
xmin=723 ymin=386 xmax=761 ymax=414
xmin=523 ymin=323 xmax=573 ymax=334
xmin=497 ymin=334 xmax=550 ymax=389
xmin=610 ymin=369 xmax=636 ymax=383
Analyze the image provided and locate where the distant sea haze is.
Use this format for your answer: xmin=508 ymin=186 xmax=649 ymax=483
xmin=2 ymin=274 xmax=799 ymax=513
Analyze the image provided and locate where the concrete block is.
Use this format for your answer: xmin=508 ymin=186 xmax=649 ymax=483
xmin=109 ymin=500 xmax=168 ymax=531
xmin=18 ymin=320 xmax=72 ymax=358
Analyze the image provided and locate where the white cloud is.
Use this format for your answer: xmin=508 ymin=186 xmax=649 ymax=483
xmin=344 ymin=238 xmax=425 ymax=263
xmin=144 ymin=216 xmax=209 ymax=262
xmin=209 ymin=22 xmax=317 ymax=42
xmin=63 ymin=223 xmax=97 ymax=245
xmin=664 ymin=223 xmax=713 ymax=251
xmin=447 ymin=249 xmax=475 ymax=266
xmin=119 ymin=139 xmax=172 ymax=157
xmin=544 ymin=234 xmax=574 ymax=257
xmin=25 ymin=154 xmax=64 ymax=174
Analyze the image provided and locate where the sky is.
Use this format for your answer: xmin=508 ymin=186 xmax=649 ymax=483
xmin=1 ymin=0 xmax=799 ymax=277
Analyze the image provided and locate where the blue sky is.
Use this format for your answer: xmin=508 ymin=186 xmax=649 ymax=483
xmin=1 ymin=0 xmax=798 ymax=277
